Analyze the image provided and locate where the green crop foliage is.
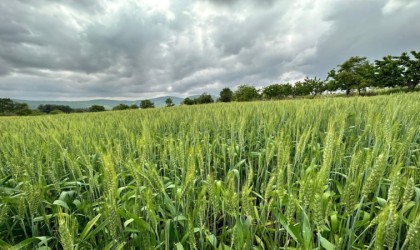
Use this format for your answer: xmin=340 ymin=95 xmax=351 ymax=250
xmin=0 ymin=93 xmax=419 ymax=249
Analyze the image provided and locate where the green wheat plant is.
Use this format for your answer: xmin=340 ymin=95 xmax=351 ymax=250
xmin=0 ymin=92 xmax=419 ymax=249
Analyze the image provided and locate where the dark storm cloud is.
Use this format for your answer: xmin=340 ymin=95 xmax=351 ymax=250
xmin=204 ymin=0 xmax=277 ymax=8
xmin=0 ymin=0 xmax=419 ymax=100
xmin=305 ymin=0 xmax=420 ymax=79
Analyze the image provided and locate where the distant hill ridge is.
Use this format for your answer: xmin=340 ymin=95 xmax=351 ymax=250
xmin=13 ymin=96 xmax=187 ymax=109
xmin=14 ymin=95 xmax=219 ymax=109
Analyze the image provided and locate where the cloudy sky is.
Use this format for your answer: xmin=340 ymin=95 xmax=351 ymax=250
xmin=0 ymin=0 xmax=419 ymax=100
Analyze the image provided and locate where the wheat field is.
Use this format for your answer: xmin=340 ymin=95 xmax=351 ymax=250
xmin=0 ymin=93 xmax=419 ymax=249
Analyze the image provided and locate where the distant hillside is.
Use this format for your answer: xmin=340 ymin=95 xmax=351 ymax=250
xmin=150 ymin=96 xmax=184 ymax=107
xmin=187 ymin=94 xmax=218 ymax=101
xmin=14 ymin=96 xmax=185 ymax=109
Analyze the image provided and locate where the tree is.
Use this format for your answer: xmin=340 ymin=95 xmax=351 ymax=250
xmin=293 ymin=81 xmax=312 ymax=96
xmin=263 ymin=84 xmax=282 ymax=99
xmin=165 ymin=98 xmax=175 ymax=107
xmin=324 ymin=78 xmax=338 ymax=93
xmin=399 ymin=51 xmax=420 ymax=90
xmin=130 ymin=104 xmax=139 ymax=109
xmin=112 ymin=104 xmax=130 ymax=111
xmin=282 ymin=83 xmax=294 ymax=97
xmin=182 ymin=97 xmax=194 ymax=105
xmin=14 ymin=103 xmax=32 ymax=116
xmin=0 ymin=99 xmax=33 ymax=116
xmin=356 ymin=62 xmax=375 ymax=93
xmin=327 ymin=56 xmax=375 ymax=95
xmin=374 ymin=55 xmax=404 ymax=88
xmin=195 ymin=93 xmax=214 ymax=104
xmin=303 ymin=77 xmax=325 ymax=96
xmin=38 ymin=104 xmax=73 ymax=114
xmin=140 ymin=100 xmax=155 ymax=109
xmin=88 ymin=105 xmax=106 ymax=112
xmin=50 ymin=109 xmax=64 ymax=115
xmin=262 ymin=83 xmax=294 ymax=99
xmin=0 ymin=98 xmax=15 ymax=114
xmin=218 ymin=88 xmax=233 ymax=102
xmin=234 ymin=85 xmax=260 ymax=101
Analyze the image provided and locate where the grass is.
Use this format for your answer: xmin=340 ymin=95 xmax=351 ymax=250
xmin=0 ymin=92 xmax=419 ymax=249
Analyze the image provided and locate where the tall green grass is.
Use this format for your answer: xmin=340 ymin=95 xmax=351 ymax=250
xmin=0 ymin=93 xmax=419 ymax=249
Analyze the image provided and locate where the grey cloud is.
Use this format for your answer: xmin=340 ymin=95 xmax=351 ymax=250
xmin=17 ymin=0 xmax=105 ymax=13
xmin=0 ymin=0 xmax=419 ymax=100
xmin=204 ymin=0 xmax=277 ymax=8
xmin=304 ymin=0 xmax=420 ymax=79
xmin=0 ymin=59 xmax=11 ymax=76
xmin=205 ymin=0 xmax=239 ymax=5
xmin=0 ymin=2 xmax=89 ymax=72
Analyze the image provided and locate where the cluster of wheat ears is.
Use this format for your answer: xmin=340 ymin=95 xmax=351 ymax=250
xmin=0 ymin=92 xmax=419 ymax=249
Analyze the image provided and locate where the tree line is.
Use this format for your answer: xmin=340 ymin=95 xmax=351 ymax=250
xmin=1 ymin=50 xmax=418 ymax=115
xmin=0 ymin=99 xmax=161 ymax=116
xmin=185 ymin=50 xmax=419 ymax=104
xmin=0 ymin=98 xmax=33 ymax=116
xmin=0 ymin=100 xmax=109 ymax=116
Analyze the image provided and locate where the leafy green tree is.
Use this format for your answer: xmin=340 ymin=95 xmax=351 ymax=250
xmin=182 ymin=97 xmax=195 ymax=105
xmin=130 ymin=104 xmax=139 ymax=109
xmin=165 ymin=98 xmax=175 ymax=107
xmin=50 ymin=109 xmax=64 ymax=115
xmin=15 ymin=104 xmax=33 ymax=116
xmin=218 ymin=88 xmax=233 ymax=102
xmin=357 ymin=62 xmax=375 ymax=93
xmin=263 ymin=84 xmax=282 ymax=99
xmin=280 ymin=83 xmax=294 ymax=98
xmin=327 ymin=56 xmax=375 ymax=95
xmin=38 ymin=104 xmax=73 ymax=114
xmin=324 ymin=78 xmax=338 ymax=93
xmin=374 ymin=55 xmax=404 ymax=88
xmin=399 ymin=51 xmax=420 ymax=90
xmin=0 ymin=99 xmax=33 ymax=116
xmin=88 ymin=105 xmax=106 ymax=112
xmin=234 ymin=85 xmax=260 ymax=101
xmin=303 ymin=77 xmax=325 ymax=96
xmin=112 ymin=104 xmax=130 ymax=111
xmin=293 ymin=81 xmax=312 ymax=96
xmin=140 ymin=100 xmax=155 ymax=109
xmin=0 ymin=98 xmax=15 ymax=113
xmin=195 ymin=93 xmax=214 ymax=104
xmin=263 ymin=83 xmax=294 ymax=99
